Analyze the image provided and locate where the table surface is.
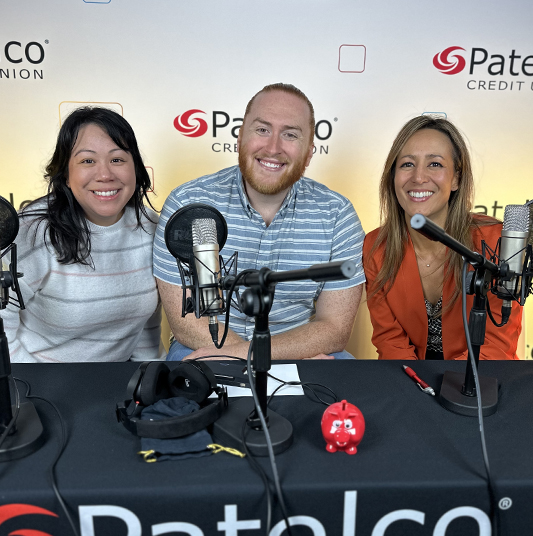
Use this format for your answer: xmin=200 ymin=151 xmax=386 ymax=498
xmin=2 ymin=359 xmax=533 ymax=536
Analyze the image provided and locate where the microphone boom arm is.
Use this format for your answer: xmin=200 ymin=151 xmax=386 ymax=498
xmin=410 ymin=214 xmax=500 ymax=274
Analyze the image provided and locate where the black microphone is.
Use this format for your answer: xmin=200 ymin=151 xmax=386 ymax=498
xmin=0 ymin=195 xmax=43 ymax=461
xmin=496 ymin=204 xmax=530 ymax=322
xmin=191 ymin=217 xmax=224 ymax=344
xmin=0 ymin=196 xmax=21 ymax=309
xmin=0 ymin=195 xmax=20 ymax=434
xmin=410 ymin=214 xmax=499 ymax=274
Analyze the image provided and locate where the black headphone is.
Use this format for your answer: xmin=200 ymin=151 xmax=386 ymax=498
xmin=116 ymin=361 xmax=227 ymax=439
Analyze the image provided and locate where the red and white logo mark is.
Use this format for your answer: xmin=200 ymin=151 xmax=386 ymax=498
xmin=0 ymin=503 xmax=58 ymax=536
xmin=173 ymin=109 xmax=208 ymax=137
xmin=433 ymin=46 xmax=466 ymax=75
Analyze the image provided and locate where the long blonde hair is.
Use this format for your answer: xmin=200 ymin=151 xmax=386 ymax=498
xmin=368 ymin=115 xmax=485 ymax=308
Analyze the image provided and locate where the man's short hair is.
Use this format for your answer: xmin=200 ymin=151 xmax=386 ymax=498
xmin=243 ymin=83 xmax=315 ymax=143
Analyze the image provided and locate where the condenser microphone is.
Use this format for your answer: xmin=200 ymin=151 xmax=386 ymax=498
xmin=165 ymin=203 xmax=228 ymax=264
xmin=164 ymin=203 xmax=229 ymax=345
xmin=496 ymin=204 xmax=530 ymax=322
xmin=192 ymin=218 xmax=224 ymax=344
xmin=527 ymin=201 xmax=533 ymax=248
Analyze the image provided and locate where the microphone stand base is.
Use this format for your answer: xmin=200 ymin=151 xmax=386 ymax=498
xmin=212 ymin=397 xmax=293 ymax=456
xmin=0 ymin=401 xmax=44 ymax=462
xmin=438 ymin=370 xmax=498 ymax=417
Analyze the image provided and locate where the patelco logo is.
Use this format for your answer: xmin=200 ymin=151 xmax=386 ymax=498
xmin=173 ymin=109 xmax=208 ymax=137
xmin=0 ymin=503 xmax=58 ymax=535
xmin=172 ymin=109 xmax=334 ymax=155
xmin=433 ymin=46 xmax=466 ymax=75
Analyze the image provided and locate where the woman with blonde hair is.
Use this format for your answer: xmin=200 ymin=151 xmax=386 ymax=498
xmin=363 ymin=115 xmax=521 ymax=360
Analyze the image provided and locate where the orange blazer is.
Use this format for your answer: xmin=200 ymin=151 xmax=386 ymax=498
xmin=363 ymin=221 xmax=521 ymax=360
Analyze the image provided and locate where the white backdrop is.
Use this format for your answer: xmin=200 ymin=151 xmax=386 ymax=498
xmin=1 ymin=0 xmax=532 ymax=357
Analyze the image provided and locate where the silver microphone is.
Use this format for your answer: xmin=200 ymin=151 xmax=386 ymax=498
xmin=497 ymin=204 xmax=530 ymax=320
xmin=192 ymin=218 xmax=224 ymax=343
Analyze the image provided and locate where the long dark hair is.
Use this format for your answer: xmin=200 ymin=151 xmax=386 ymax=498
xmin=23 ymin=107 xmax=156 ymax=265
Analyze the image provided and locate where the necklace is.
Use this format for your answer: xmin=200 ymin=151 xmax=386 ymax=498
xmin=415 ymin=248 xmax=444 ymax=268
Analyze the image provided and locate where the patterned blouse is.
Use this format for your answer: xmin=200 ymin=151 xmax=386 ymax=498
xmin=425 ymin=297 xmax=444 ymax=359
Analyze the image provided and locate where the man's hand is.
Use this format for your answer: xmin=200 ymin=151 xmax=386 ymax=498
xmin=158 ymin=278 xmax=363 ymax=361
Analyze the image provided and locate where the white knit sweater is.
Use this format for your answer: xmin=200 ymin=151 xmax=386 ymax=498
xmin=1 ymin=206 xmax=165 ymax=363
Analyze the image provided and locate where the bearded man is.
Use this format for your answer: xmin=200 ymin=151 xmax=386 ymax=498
xmin=154 ymin=83 xmax=365 ymax=360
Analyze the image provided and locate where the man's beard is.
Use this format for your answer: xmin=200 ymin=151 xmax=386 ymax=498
xmin=238 ymin=148 xmax=308 ymax=196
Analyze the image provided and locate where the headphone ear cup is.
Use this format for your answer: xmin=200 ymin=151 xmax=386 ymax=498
xmin=136 ymin=362 xmax=171 ymax=406
xmin=168 ymin=362 xmax=214 ymax=403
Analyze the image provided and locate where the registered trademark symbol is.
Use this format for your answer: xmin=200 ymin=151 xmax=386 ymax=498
xmin=498 ymin=497 xmax=512 ymax=510
xmin=45 ymin=40 xmax=49 ymax=44
xmin=334 ymin=117 xmax=338 ymax=122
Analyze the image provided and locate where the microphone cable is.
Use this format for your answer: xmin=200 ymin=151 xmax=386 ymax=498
xmin=240 ymin=419 xmax=274 ymax=535
xmin=461 ymin=262 xmax=499 ymax=536
xmin=191 ymin=354 xmax=274 ymax=533
xmin=14 ymin=377 xmax=81 ymax=536
xmin=266 ymin=373 xmax=338 ymax=407
xmin=244 ymin=341 xmax=294 ymax=536
xmin=195 ymin=356 xmax=338 ymax=534
xmin=0 ymin=375 xmax=20 ymax=450
xmin=214 ymin=269 xmax=256 ymax=349
xmin=485 ymin=297 xmax=507 ymax=328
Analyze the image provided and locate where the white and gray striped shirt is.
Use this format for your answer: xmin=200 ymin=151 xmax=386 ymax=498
xmin=2 ymin=206 xmax=164 ymax=363
xmin=153 ymin=166 xmax=365 ymax=340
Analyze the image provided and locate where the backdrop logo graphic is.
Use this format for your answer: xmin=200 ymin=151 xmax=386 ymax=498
xmin=338 ymin=44 xmax=367 ymax=73
xmin=1 ymin=41 xmax=46 ymax=64
xmin=433 ymin=46 xmax=466 ymax=75
xmin=0 ymin=503 xmax=58 ymax=535
xmin=173 ymin=109 xmax=333 ymax=155
xmin=173 ymin=109 xmax=208 ymax=137
xmin=0 ymin=40 xmax=48 ymax=80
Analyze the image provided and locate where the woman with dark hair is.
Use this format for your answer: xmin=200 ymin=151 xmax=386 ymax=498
xmin=363 ymin=115 xmax=521 ymax=360
xmin=1 ymin=107 xmax=165 ymax=362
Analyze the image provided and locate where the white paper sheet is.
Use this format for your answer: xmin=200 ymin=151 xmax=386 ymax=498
xmin=212 ymin=364 xmax=304 ymax=397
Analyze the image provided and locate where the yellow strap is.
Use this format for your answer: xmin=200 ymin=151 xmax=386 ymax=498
xmin=138 ymin=450 xmax=157 ymax=463
xmin=207 ymin=443 xmax=246 ymax=458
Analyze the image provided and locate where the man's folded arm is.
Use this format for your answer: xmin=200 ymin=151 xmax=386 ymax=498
xmin=157 ymin=278 xmax=245 ymax=351
xmin=158 ymin=278 xmax=362 ymax=360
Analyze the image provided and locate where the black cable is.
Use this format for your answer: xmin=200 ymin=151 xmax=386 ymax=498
xmin=485 ymin=297 xmax=507 ymax=328
xmin=0 ymin=375 xmax=20 ymax=450
xmin=14 ymin=377 xmax=81 ymax=536
xmin=215 ymin=269 xmax=257 ymax=349
xmin=241 ymin=419 xmax=273 ymax=535
xmin=266 ymin=375 xmax=338 ymax=407
xmin=460 ymin=262 xmax=499 ymax=536
xmin=245 ymin=342 xmax=294 ymax=536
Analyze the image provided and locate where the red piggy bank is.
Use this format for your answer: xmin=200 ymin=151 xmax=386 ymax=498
xmin=321 ymin=400 xmax=365 ymax=455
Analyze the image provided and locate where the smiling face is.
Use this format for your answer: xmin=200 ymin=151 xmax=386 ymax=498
xmin=237 ymin=89 xmax=314 ymax=196
xmin=67 ymin=123 xmax=137 ymax=226
xmin=394 ymin=128 xmax=459 ymax=228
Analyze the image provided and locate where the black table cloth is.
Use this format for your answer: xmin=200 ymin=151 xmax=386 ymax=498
xmin=2 ymin=360 xmax=532 ymax=536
